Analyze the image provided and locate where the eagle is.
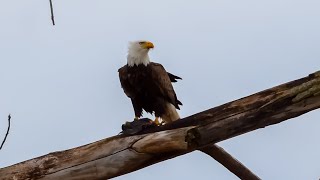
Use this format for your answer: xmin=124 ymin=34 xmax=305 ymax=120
xmin=118 ymin=41 xmax=182 ymax=125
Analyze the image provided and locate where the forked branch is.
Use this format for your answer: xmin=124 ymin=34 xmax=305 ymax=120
xmin=1 ymin=71 xmax=320 ymax=179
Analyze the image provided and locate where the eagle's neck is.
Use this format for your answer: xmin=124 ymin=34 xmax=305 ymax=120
xmin=127 ymin=52 xmax=150 ymax=67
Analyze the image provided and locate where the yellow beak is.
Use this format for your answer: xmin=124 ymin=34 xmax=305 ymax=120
xmin=143 ymin=41 xmax=154 ymax=49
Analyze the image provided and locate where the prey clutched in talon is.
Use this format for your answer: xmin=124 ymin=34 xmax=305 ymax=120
xmin=121 ymin=118 xmax=158 ymax=135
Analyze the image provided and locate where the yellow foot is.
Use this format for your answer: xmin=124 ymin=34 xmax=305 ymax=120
xmin=154 ymin=117 xmax=163 ymax=126
xmin=134 ymin=116 xmax=139 ymax=121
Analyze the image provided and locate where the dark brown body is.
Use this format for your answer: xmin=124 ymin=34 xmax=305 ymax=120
xmin=118 ymin=62 xmax=182 ymax=120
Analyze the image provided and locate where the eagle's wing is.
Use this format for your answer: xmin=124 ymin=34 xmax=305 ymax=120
xmin=118 ymin=65 xmax=135 ymax=98
xmin=149 ymin=62 xmax=182 ymax=109
xmin=118 ymin=65 xmax=143 ymax=117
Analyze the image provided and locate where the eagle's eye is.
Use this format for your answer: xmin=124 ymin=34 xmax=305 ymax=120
xmin=138 ymin=41 xmax=145 ymax=45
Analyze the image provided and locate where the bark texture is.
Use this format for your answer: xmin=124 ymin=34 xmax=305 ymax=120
xmin=1 ymin=71 xmax=320 ymax=180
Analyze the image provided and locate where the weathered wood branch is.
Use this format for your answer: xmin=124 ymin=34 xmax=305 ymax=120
xmin=1 ymin=71 xmax=320 ymax=180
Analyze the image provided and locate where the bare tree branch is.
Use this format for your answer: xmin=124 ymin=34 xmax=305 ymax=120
xmin=0 ymin=114 xmax=11 ymax=150
xmin=49 ymin=0 xmax=55 ymax=25
xmin=200 ymin=144 xmax=261 ymax=180
xmin=0 ymin=71 xmax=320 ymax=179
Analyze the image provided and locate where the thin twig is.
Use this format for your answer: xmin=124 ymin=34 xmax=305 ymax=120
xmin=49 ymin=0 xmax=55 ymax=25
xmin=0 ymin=114 xmax=11 ymax=150
xmin=200 ymin=144 xmax=261 ymax=180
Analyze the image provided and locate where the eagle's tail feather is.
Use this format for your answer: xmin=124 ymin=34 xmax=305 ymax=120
xmin=167 ymin=72 xmax=182 ymax=83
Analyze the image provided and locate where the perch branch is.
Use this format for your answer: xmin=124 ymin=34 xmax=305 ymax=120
xmin=1 ymin=71 xmax=320 ymax=179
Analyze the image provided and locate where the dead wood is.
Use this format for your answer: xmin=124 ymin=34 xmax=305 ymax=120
xmin=1 ymin=71 xmax=319 ymax=180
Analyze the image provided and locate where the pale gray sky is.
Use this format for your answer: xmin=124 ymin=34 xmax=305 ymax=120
xmin=0 ymin=0 xmax=320 ymax=179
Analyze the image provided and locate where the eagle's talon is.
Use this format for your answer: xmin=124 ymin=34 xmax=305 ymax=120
xmin=154 ymin=117 xmax=164 ymax=126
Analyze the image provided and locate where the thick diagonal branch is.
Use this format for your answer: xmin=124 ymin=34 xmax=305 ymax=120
xmin=0 ymin=71 xmax=320 ymax=180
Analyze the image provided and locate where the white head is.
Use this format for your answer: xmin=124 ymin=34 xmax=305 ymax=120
xmin=127 ymin=40 xmax=154 ymax=67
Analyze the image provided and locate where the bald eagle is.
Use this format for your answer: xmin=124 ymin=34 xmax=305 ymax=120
xmin=118 ymin=41 xmax=182 ymax=125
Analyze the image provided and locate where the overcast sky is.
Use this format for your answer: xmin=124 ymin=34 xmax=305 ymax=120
xmin=0 ymin=0 xmax=320 ymax=179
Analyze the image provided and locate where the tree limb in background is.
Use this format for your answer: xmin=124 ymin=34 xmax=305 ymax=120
xmin=49 ymin=0 xmax=55 ymax=25
xmin=0 ymin=114 xmax=11 ymax=150
xmin=200 ymin=144 xmax=261 ymax=180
